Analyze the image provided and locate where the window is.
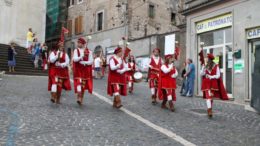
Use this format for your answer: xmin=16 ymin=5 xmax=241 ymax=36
xmin=171 ymin=13 xmax=176 ymax=24
xmin=149 ymin=4 xmax=155 ymax=18
xmin=78 ymin=0 xmax=83 ymax=4
xmin=75 ymin=16 xmax=83 ymax=34
xmin=69 ymin=0 xmax=75 ymax=7
xmin=97 ymin=11 xmax=104 ymax=31
xmin=67 ymin=20 xmax=72 ymax=36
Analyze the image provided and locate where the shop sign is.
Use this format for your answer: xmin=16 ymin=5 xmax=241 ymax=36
xmin=196 ymin=13 xmax=232 ymax=34
xmin=247 ymin=27 xmax=260 ymax=39
xmin=234 ymin=59 xmax=244 ymax=74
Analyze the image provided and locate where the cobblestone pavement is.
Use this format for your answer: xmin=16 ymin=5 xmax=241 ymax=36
xmin=0 ymin=75 xmax=260 ymax=146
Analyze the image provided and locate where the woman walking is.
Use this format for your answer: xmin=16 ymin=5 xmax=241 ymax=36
xmin=8 ymin=42 xmax=17 ymax=72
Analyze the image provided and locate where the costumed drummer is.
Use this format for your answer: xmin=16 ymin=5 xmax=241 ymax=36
xmin=126 ymin=55 xmax=139 ymax=94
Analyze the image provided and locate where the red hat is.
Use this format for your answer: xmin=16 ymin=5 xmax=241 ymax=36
xmin=153 ymin=48 xmax=160 ymax=53
xmin=207 ymin=54 xmax=215 ymax=60
xmin=114 ymin=47 xmax=122 ymax=54
xmin=78 ymin=37 xmax=86 ymax=45
xmin=165 ymin=54 xmax=173 ymax=60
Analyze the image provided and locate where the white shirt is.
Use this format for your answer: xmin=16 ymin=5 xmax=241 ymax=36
xmin=109 ymin=55 xmax=129 ymax=74
xmin=73 ymin=48 xmax=93 ymax=65
xmin=200 ymin=65 xmax=220 ymax=79
xmin=94 ymin=57 xmax=101 ymax=68
xmin=49 ymin=51 xmax=70 ymax=68
xmin=161 ymin=64 xmax=178 ymax=78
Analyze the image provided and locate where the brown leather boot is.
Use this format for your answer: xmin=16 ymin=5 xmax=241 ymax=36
xmin=161 ymin=100 xmax=167 ymax=109
xmin=50 ymin=93 xmax=55 ymax=103
xmin=113 ymin=97 xmax=117 ymax=108
xmin=77 ymin=94 xmax=82 ymax=105
xmin=169 ymin=101 xmax=175 ymax=112
xmin=207 ymin=108 xmax=213 ymax=118
xmin=151 ymin=95 xmax=157 ymax=105
xmin=115 ymin=95 xmax=123 ymax=109
xmin=56 ymin=92 xmax=61 ymax=104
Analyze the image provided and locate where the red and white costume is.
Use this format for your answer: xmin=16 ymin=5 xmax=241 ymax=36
xmin=200 ymin=54 xmax=228 ymax=117
xmin=56 ymin=51 xmax=71 ymax=92
xmin=148 ymin=55 xmax=162 ymax=102
xmin=48 ymin=50 xmax=58 ymax=93
xmin=107 ymin=55 xmax=128 ymax=96
xmin=126 ymin=61 xmax=138 ymax=93
xmin=158 ymin=64 xmax=178 ymax=101
xmin=73 ymin=47 xmax=93 ymax=94
xmin=158 ymin=56 xmax=178 ymax=111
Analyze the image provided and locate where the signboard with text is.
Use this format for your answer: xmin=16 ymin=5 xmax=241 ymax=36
xmin=196 ymin=13 xmax=232 ymax=34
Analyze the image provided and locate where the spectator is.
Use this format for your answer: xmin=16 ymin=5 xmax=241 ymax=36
xmin=94 ymin=55 xmax=102 ymax=79
xmin=34 ymin=43 xmax=41 ymax=68
xmin=41 ymin=43 xmax=48 ymax=70
xmin=182 ymin=59 xmax=195 ymax=97
xmin=8 ymin=42 xmax=17 ymax=72
xmin=180 ymin=62 xmax=187 ymax=94
xmin=26 ymin=28 xmax=34 ymax=49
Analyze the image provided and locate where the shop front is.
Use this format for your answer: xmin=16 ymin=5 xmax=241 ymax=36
xmin=196 ymin=13 xmax=233 ymax=97
xmin=247 ymin=27 xmax=260 ymax=112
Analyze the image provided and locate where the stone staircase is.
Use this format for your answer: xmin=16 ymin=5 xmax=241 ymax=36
xmin=0 ymin=44 xmax=48 ymax=76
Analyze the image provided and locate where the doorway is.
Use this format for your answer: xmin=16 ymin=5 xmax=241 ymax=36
xmin=249 ymin=40 xmax=260 ymax=112
xmin=197 ymin=28 xmax=233 ymax=96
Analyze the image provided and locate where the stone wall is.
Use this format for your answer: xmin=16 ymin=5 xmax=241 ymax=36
xmin=0 ymin=0 xmax=46 ymax=46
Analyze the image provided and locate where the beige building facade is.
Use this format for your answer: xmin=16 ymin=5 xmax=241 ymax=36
xmin=0 ymin=0 xmax=46 ymax=47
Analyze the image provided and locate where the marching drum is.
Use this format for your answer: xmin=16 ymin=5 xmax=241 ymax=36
xmin=133 ymin=72 xmax=143 ymax=83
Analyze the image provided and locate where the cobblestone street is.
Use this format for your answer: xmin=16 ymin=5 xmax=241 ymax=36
xmin=0 ymin=75 xmax=260 ymax=146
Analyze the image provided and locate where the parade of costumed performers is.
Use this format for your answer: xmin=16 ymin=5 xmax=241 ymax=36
xmin=148 ymin=48 xmax=163 ymax=105
xmin=158 ymin=54 xmax=178 ymax=112
xmin=199 ymin=50 xmax=229 ymax=118
xmin=107 ymin=47 xmax=131 ymax=109
xmin=72 ymin=37 xmax=93 ymax=106
xmin=48 ymin=41 xmax=71 ymax=104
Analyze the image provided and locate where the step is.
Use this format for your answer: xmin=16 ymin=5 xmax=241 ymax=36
xmin=6 ymin=72 xmax=48 ymax=76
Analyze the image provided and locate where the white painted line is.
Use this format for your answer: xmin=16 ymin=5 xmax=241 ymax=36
xmin=93 ymin=91 xmax=196 ymax=146
xmin=69 ymin=79 xmax=196 ymax=146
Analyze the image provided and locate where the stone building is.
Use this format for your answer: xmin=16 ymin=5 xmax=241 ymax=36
xmin=182 ymin=0 xmax=260 ymax=112
xmin=65 ymin=0 xmax=186 ymax=69
xmin=0 ymin=0 xmax=46 ymax=47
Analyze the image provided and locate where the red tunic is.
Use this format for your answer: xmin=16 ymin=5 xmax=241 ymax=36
xmin=201 ymin=65 xmax=219 ymax=91
xmin=48 ymin=51 xmax=58 ymax=91
xmin=148 ymin=57 xmax=162 ymax=79
xmin=56 ymin=52 xmax=71 ymax=90
xmin=73 ymin=48 xmax=93 ymax=94
xmin=158 ymin=65 xmax=177 ymax=100
xmin=201 ymin=65 xmax=228 ymax=100
xmin=107 ymin=57 xmax=127 ymax=96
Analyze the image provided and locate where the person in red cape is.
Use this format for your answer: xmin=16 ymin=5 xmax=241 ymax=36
xmin=54 ymin=41 xmax=71 ymax=104
xmin=126 ymin=55 xmax=138 ymax=94
xmin=107 ymin=47 xmax=129 ymax=108
xmin=158 ymin=55 xmax=178 ymax=112
xmin=148 ymin=48 xmax=163 ymax=104
xmin=73 ymin=37 xmax=93 ymax=105
xmin=48 ymin=46 xmax=59 ymax=103
xmin=200 ymin=53 xmax=229 ymax=118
